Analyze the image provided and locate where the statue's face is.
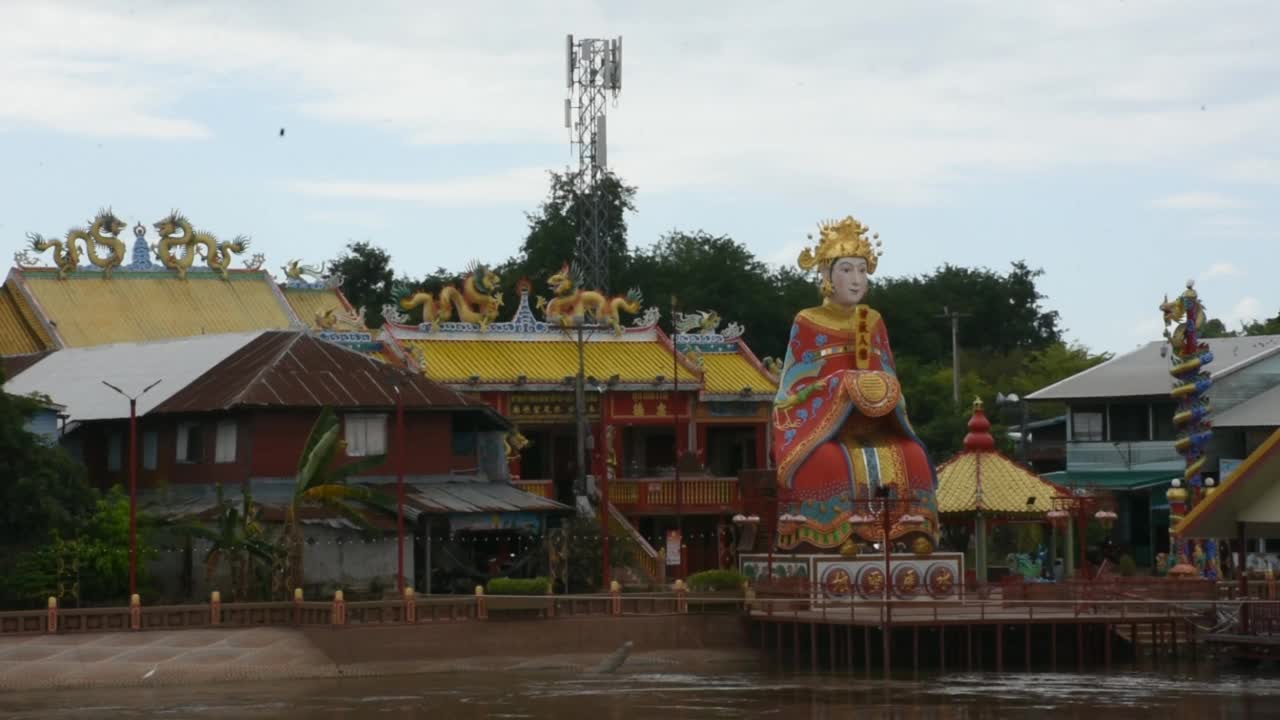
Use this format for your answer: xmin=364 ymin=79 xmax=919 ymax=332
xmin=828 ymin=257 xmax=868 ymax=306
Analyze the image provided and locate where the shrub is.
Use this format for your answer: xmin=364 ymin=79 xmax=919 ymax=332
xmin=1118 ymin=554 xmax=1138 ymax=577
xmin=487 ymin=576 xmax=551 ymax=595
xmin=687 ymin=569 xmax=747 ymax=593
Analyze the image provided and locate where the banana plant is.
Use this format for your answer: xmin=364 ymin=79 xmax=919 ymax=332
xmin=283 ymin=407 xmax=395 ymax=591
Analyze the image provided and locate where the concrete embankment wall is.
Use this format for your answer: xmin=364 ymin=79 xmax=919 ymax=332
xmin=304 ymin=614 xmax=749 ymax=666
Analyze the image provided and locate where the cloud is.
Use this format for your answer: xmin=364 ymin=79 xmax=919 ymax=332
xmin=1151 ymin=192 xmax=1247 ymax=210
xmin=284 ymin=168 xmax=551 ymax=206
xmin=1227 ymin=296 xmax=1265 ymax=327
xmin=6 ymin=2 xmax=1280 ymax=203
xmin=1203 ymin=262 xmax=1244 ymax=279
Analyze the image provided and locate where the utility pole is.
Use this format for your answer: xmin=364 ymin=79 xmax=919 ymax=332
xmin=937 ymin=306 xmax=970 ymax=407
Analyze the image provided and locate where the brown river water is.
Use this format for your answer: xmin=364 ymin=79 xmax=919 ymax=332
xmin=2 ymin=665 xmax=1278 ymax=719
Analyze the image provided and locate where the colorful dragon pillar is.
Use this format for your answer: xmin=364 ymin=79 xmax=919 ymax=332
xmin=1160 ymin=280 xmax=1215 ymax=575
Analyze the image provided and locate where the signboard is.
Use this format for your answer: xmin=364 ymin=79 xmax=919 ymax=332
xmin=611 ymin=391 xmax=690 ymax=420
xmin=448 ymin=512 xmax=543 ymax=533
xmin=737 ymin=552 xmax=964 ymax=603
xmin=665 ymin=530 xmax=682 ymax=565
xmin=508 ymin=392 xmax=599 ymax=421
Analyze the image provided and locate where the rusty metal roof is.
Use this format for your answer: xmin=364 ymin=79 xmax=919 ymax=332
xmin=405 ymin=481 xmax=568 ymax=515
xmin=152 ymin=331 xmax=507 ymax=428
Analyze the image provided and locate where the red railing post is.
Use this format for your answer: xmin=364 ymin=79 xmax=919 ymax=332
xmin=46 ymin=597 xmax=57 ymax=634
xmin=403 ymin=586 xmax=416 ymax=624
xmin=331 ymin=590 xmax=346 ymax=626
xmin=211 ymin=591 xmax=222 ymax=626
xmin=610 ymin=581 xmax=622 ymax=616
xmin=475 ymin=586 xmax=488 ymax=620
xmin=129 ymin=593 xmax=141 ymax=631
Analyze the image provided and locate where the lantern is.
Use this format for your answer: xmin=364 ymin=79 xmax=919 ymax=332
xmin=1094 ymin=509 xmax=1118 ymax=530
xmin=1047 ymin=509 xmax=1069 ymax=529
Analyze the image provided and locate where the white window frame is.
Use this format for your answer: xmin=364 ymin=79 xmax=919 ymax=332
xmin=107 ymin=432 xmax=123 ymax=472
xmin=1072 ymin=411 xmax=1104 ymax=442
xmin=344 ymin=414 xmax=388 ymax=457
xmin=214 ymin=421 xmax=237 ymax=464
xmin=143 ymin=431 xmax=158 ymax=471
xmin=176 ymin=422 xmax=202 ymax=464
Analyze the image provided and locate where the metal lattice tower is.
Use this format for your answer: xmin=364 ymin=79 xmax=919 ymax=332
xmin=565 ymin=34 xmax=622 ymax=294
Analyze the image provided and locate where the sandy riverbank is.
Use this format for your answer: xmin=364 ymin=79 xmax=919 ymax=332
xmin=0 ymin=616 xmax=756 ymax=693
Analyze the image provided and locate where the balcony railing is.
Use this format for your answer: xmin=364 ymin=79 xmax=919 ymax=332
xmin=511 ymin=477 xmax=742 ymax=513
xmin=511 ymin=479 xmax=554 ymax=499
xmin=1066 ymin=441 xmax=1182 ymax=471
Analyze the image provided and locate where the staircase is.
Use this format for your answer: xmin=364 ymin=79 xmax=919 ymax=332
xmin=603 ymin=502 xmax=661 ymax=587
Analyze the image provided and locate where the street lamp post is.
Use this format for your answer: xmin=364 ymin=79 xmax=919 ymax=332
xmin=102 ymin=379 xmax=162 ymax=598
xmin=394 ymin=383 xmax=406 ymax=595
xmin=995 ymin=392 xmax=1030 ymax=465
xmin=848 ymin=486 xmax=922 ymax=677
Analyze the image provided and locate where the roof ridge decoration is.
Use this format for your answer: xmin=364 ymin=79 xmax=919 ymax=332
xmin=282 ymin=259 xmax=342 ymax=290
xmin=383 ymin=261 xmax=661 ymax=336
xmin=536 ymin=261 xmax=643 ymax=335
xmin=16 ymin=210 xmax=265 ymax=280
xmin=672 ymin=308 xmax=745 ymax=353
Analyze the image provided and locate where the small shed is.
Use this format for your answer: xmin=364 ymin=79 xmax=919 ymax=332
xmin=936 ymin=399 xmax=1065 ymax=582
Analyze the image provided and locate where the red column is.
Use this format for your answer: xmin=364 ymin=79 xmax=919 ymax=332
xmin=128 ymin=398 xmax=137 ymax=598
xmin=600 ymin=390 xmax=612 ymax=589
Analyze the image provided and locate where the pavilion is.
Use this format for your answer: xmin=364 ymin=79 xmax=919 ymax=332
xmin=936 ymin=399 xmax=1066 ymax=584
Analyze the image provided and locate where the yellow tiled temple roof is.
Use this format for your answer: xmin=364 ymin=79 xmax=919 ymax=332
xmin=282 ymin=287 xmax=352 ymax=330
xmin=698 ymin=352 xmax=777 ymax=395
xmin=401 ymin=338 xmax=701 ymax=385
xmin=936 ymin=452 xmax=1064 ymax=517
xmin=0 ymin=283 xmax=52 ymax=355
xmin=18 ymin=269 xmax=297 ymax=347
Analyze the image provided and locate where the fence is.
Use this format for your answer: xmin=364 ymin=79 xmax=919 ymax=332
xmin=0 ymin=583 xmax=738 ymax=637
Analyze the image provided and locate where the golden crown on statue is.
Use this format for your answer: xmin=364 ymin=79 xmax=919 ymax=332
xmin=797 ymin=216 xmax=883 ymax=275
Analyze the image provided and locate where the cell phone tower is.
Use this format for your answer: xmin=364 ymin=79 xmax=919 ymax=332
xmin=564 ymin=34 xmax=622 ymax=294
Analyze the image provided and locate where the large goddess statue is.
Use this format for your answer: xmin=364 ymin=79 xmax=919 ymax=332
xmin=772 ymin=216 xmax=939 ymax=553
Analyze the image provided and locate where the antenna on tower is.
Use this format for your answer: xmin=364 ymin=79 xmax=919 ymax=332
xmin=564 ymin=33 xmax=623 ymax=294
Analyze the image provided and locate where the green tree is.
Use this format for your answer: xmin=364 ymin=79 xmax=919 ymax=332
xmin=497 ymin=169 xmax=637 ymax=298
xmin=3 ymin=487 xmax=155 ymax=606
xmin=0 ymin=373 xmax=95 ymax=547
xmin=1200 ymin=318 xmax=1234 ymax=338
xmin=328 ymin=241 xmax=396 ymax=329
xmin=1241 ymin=309 xmax=1280 ymax=336
xmin=186 ymin=483 xmax=281 ymax=601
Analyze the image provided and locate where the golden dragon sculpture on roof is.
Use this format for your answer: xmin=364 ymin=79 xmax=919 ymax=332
xmin=151 ymin=211 xmax=251 ymax=280
xmin=21 ymin=208 xmax=129 ymax=279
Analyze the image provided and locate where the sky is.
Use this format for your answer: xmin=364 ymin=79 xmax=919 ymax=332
xmin=1 ymin=0 xmax=1278 ymax=355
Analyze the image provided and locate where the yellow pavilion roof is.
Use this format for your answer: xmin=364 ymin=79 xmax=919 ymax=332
xmin=936 ymin=452 xmax=1065 ymax=517
xmin=400 ymin=337 xmax=701 ymax=386
xmin=16 ymin=269 xmax=298 ymax=347
xmin=0 ymin=283 xmax=52 ymax=356
xmin=698 ymin=352 xmax=777 ymax=396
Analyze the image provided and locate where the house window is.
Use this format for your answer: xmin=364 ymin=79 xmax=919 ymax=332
xmin=177 ymin=422 xmax=203 ymax=463
xmin=143 ymin=431 xmax=158 ymax=470
xmin=1072 ymin=408 xmax=1104 ymax=442
xmin=1109 ymin=404 xmax=1149 ymax=442
xmin=107 ymin=432 xmax=123 ymax=472
xmin=1151 ymin=402 xmax=1177 ymax=441
xmin=344 ymin=414 xmax=387 ymax=457
xmin=215 ymin=421 xmax=237 ymax=464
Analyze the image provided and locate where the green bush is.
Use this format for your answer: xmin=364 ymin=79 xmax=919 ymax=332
xmin=687 ymin=569 xmax=747 ymax=593
xmin=1118 ymin=554 xmax=1138 ymax=577
xmin=487 ymin=576 xmax=550 ymax=595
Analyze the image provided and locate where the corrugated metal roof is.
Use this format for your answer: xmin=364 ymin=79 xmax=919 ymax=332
xmin=406 ymin=481 xmax=568 ymax=514
xmin=401 ymin=336 xmax=701 ymax=385
xmin=17 ymin=269 xmax=298 ymax=347
xmin=1210 ymin=383 xmax=1280 ymax=428
xmin=1 ymin=350 xmax=53 ymax=381
xmin=152 ymin=331 xmax=505 ymax=426
xmin=1028 ymin=335 xmax=1280 ymax=401
xmin=0 ymin=283 xmax=50 ymax=355
xmin=2 ymin=332 xmax=263 ymax=422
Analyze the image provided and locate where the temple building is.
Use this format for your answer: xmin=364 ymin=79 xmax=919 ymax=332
xmin=376 ymin=271 xmax=778 ymax=579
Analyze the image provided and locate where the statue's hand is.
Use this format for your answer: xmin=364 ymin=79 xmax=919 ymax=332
xmin=840 ymin=370 xmax=901 ymax=418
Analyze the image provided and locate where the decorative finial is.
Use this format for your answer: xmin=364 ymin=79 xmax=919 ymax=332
xmin=133 ymin=222 xmax=146 ymax=239
xmin=972 ymin=397 xmax=984 ymax=410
